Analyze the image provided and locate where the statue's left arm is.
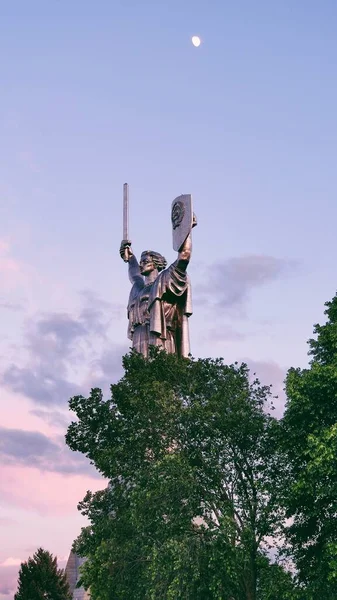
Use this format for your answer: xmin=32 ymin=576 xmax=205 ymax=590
xmin=176 ymin=233 xmax=192 ymax=272
xmin=176 ymin=214 xmax=197 ymax=272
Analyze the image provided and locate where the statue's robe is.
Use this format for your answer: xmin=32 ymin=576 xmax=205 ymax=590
xmin=127 ymin=261 xmax=192 ymax=358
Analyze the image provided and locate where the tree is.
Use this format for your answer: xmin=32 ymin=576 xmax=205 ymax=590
xmin=15 ymin=547 xmax=72 ymax=600
xmin=66 ymin=349 xmax=290 ymax=599
xmin=283 ymin=293 xmax=337 ymax=596
xmin=256 ymin=555 xmax=303 ymax=600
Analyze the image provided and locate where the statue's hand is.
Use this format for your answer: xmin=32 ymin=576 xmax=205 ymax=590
xmin=192 ymin=213 xmax=197 ymax=228
xmin=120 ymin=240 xmax=133 ymax=262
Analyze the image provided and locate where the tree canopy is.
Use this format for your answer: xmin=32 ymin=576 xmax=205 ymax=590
xmin=66 ymin=349 xmax=297 ymax=600
xmin=283 ymin=293 xmax=337 ymax=597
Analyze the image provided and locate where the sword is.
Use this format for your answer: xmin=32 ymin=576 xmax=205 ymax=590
xmin=123 ymin=183 xmax=130 ymax=261
xmin=123 ymin=183 xmax=129 ymax=240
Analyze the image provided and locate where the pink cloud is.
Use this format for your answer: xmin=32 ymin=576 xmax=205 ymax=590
xmin=1 ymin=391 xmax=56 ymax=436
xmin=0 ymin=558 xmax=22 ymax=567
xmin=0 ymin=564 xmax=18 ymax=599
xmin=1 ymin=395 xmax=76 ymax=477
xmin=0 ymin=464 xmax=105 ymax=516
xmin=0 ymin=466 xmax=104 ymax=599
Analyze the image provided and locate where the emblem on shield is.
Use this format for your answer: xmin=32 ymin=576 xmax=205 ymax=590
xmin=171 ymin=200 xmax=185 ymax=230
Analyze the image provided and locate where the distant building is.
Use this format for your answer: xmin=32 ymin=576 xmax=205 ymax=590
xmin=65 ymin=551 xmax=90 ymax=600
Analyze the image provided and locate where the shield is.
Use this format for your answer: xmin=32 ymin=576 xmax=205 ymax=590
xmin=171 ymin=194 xmax=193 ymax=251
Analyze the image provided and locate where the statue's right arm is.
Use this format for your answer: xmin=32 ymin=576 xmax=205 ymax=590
xmin=120 ymin=240 xmax=143 ymax=286
xmin=128 ymin=255 xmax=143 ymax=286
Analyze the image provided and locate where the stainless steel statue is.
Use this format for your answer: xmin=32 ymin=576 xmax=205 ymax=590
xmin=120 ymin=185 xmax=196 ymax=358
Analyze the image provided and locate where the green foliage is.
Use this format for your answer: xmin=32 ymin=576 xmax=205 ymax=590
xmin=283 ymin=293 xmax=337 ymax=596
xmin=308 ymin=296 xmax=337 ymax=366
xmin=256 ymin=555 xmax=304 ymax=600
xmin=66 ymin=349 xmax=291 ymax=599
xmin=14 ymin=548 xmax=71 ymax=600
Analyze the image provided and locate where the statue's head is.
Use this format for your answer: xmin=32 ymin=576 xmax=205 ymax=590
xmin=140 ymin=251 xmax=167 ymax=276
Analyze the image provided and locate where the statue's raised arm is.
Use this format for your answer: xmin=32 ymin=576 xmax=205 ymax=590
xmin=120 ymin=240 xmax=143 ymax=287
xmin=176 ymin=213 xmax=197 ymax=272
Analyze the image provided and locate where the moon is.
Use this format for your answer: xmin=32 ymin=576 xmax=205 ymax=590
xmin=191 ymin=35 xmax=201 ymax=47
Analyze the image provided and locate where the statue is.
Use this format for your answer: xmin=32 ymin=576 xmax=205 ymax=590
xmin=120 ymin=186 xmax=196 ymax=358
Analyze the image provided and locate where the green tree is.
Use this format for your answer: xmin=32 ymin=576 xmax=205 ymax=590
xmin=15 ymin=548 xmax=71 ymax=600
xmin=256 ymin=554 xmax=307 ymax=600
xmin=66 ymin=349 xmax=290 ymax=600
xmin=283 ymin=293 xmax=337 ymax=596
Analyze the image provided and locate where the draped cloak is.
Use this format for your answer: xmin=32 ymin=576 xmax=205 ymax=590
xmin=127 ymin=260 xmax=192 ymax=358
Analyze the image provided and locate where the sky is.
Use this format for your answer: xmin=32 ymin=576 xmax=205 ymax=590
xmin=1 ymin=1 xmax=337 ymax=597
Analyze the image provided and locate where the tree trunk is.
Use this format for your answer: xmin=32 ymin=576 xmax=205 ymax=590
xmin=243 ymin=550 xmax=257 ymax=600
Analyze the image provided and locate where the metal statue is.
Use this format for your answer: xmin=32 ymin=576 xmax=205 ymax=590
xmin=120 ymin=184 xmax=196 ymax=358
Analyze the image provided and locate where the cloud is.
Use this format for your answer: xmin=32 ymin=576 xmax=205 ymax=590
xmin=35 ymin=313 xmax=87 ymax=347
xmin=3 ymin=365 xmax=80 ymax=408
xmin=79 ymin=290 xmax=124 ymax=337
xmin=0 ymin=427 xmax=57 ymax=460
xmin=29 ymin=409 xmax=70 ymax=429
xmin=0 ymin=464 xmax=105 ymax=516
xmin=0 ymin=426 xmax=100 ymax=478
xmin=0 ymin=564 xmax=18 ymax=598
xmin=196 ymin=255 xmax=296 ymax=312
xmin=2 ymin=291 xmax=124 ymax=407
xmin=0 ymin=558 xmax=22 ymax=567
xmin=89 ymin=343 xmax=128 ymax=391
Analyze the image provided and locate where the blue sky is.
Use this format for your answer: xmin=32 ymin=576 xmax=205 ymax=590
xmin=1 ymin=1 xmax=337 ymax=597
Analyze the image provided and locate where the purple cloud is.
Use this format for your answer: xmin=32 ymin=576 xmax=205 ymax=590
xmin=196 ymin=255 xmax=296 ymax=312
xmin=0 ymin=426 xmax=101 ymax=478
xmin=1 ymin=291 xmax=125 ymax=407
